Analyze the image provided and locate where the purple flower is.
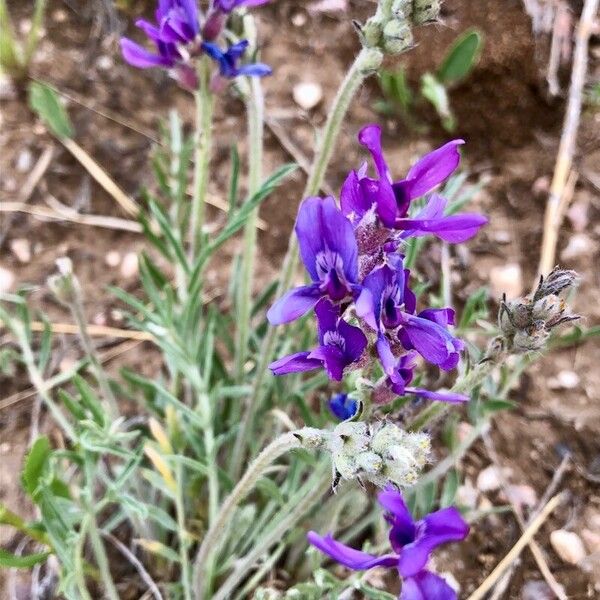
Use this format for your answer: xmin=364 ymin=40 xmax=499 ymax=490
xmin=356 ymin=255 xmax=463 ymax=372
xmin=340 ymin=124 xmax=486 ymax=242
xmin=329 ymin=393 xmax=358 ymax=421
xmin=201 ymin=40 xmax=272 ymax=79
xmin=121 ymin=0 xmax=200 ymax=72
xmin=213 ymin=0 xmax=271 ymax=12
xmin=307 ymin=488 xmax=469 ymax=600
xmin=269 ymin=300 xmax=367 ymax=381
xmin=267 ymin=196 xmax=361 ymax=325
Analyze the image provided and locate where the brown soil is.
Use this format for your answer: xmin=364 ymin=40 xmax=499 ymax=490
xmin=1 ymin=0 xmax=599 ymax=598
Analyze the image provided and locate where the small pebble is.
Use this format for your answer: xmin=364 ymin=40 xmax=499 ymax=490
xmin=560 ymin=233 xmax=594 ymax=260
xmin=96 ymin=55 xmax=114 ymax=71
xmin=293 ymin=81 xmax=323 ymax=111
xmin=456 ymin=479 xmax=478 ymax=509
xmin=0 ymin=266 xmax=15 ymax=293
xmin=120 ymin=252 xmax=138 ymax=278
xmin=9 ymin=238 xmax=31 ymax=263
xmin=476 ymin=465 xmax=503 ymax=492
xmin=532 ymin=176 xmax=550 ymax=197
xmin=16 ymin=149 xmax=33 ymax=173
xmin=52 ymin=9 xmax=68 ymax=23
xmin=548 ymin=369 xmax=580 ymax=390
xmin=567 ymin=199 xmax=589 ymax=232
xmin=489 ymin=263 xmax=523 ymax=299
xmin=521 ymin=580 xmax=555 ymax=600
xmin=503 ymin=484 xmax=537 ymax=509
xmin=491 ymin=230 xmax=512 ymax=245
xmin=582 ymin=528 xmax=600 ymax=554
xmin=105 ymin=250 xmax=122 ymax=268
xmin=0 ymin=74 xmax=17 ymax=100
xmin=550 ymin=529 xmax=586 ymax=565
xmin=291 ymin=11 xmax=307 ymax=26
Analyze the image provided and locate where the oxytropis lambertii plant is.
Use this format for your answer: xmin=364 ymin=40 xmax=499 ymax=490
xmin=0 ymin=0 xmax=587 ymax=599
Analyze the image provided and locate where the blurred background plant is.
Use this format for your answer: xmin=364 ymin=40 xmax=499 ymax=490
xmin=375 ymin=28 xmax=483 ymax=131
xmin=0 ymin=0 xmax=47 ymax=80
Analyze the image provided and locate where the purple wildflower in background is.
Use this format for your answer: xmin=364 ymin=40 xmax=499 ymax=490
xmin=214 ymin=0 xmax=271 ymax=12
xmin=307 ymin=487 xmax=469 ymax=600
xmin=269 ymin=300 xmax=367 ymax=381
xmin=201 ymin=40 xmax=272 ymax=78
xmin=121 ymin=0 xmax=271 ymax=88
xmin=341 ymin=124 xmax=487 ymax=242
xmin=328 ymin=393 xmax=358 ymax=420
xmin=267 ymin=197 xmax=361 ymax=325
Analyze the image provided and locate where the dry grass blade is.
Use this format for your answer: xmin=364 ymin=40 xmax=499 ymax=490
xmin=538 ymin=0 xmax=599 ymax=277
xmin=24 ymin=320 xmax=153 ymax=340
xmin=62 ymin=137 xmax=140 ymax=218
xmin=467 ymin=492 xmax=568 ymax=600
xmin=0 ymin=201 xmax=143 ymax=233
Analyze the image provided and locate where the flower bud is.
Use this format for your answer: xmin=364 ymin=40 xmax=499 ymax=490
xmin=382 ymin=19 xmax=413 ymax=54
xmin=362 ymin=16 xmax=383 ymax=47
xmin=47 ymin=257 xmax=79 ymax=307
xmin=411 ymin=0 xmax=441 ymax=24
xmin=359 ymin=47 xmax=384 ymax=75
xmin=202 ymin=10 xmax=226 ymax=42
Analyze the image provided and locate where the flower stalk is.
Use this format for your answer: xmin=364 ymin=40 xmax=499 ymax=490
xmin=231 ymin=47 xmax=383 ymax=478
xmin=193 ymin=431 xmax=302 ymax=599
xmin=188 ymin=58 xmax=214 ymax=262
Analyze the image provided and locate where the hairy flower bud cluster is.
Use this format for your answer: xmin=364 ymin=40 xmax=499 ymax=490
xmin=359 ymin=0 xmax=441 ymax=55
xmin=498 ymin=266 xmax=580 ymax=353
xmin=295 ymin=422 xmax=430 ymax=490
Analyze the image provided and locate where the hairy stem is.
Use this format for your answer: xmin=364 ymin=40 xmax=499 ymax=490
xmin=188 ymin=59 xmax=214 ymax=262
xmin=234 ymin=76 xmax=264 ymax=382
xmin=193 ymin=431 xmax=302 ymax=599
xmin=232 ymin=47 xmax=382 ymax=478
xmin=175 ymin=462 xmax=193 ymax=600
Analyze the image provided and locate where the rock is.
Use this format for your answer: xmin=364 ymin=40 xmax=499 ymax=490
xmin=120 ymin=252 xmax=138 ymax=278
xmin=489 ymin=263 xmax=523 ymax=299
xmin=521 ymin=580 xmax=555 ymax=600
xmin=582 ymin=528 xmax=600 ymax=554
xmin=560 ymin=233 xmax=594 ymax=261
xmin=0 ymin=74 xmax=17 ymax=100
xmin=309 ymin=0 xmax=348 ymax=13
xmin=548 ymin=370 xmax=580 ymax=390
xmin=0 ymin=266 xmax=15 ymax=293
xmin=52 ymin=9 xmax=68 ymax=23
xmin=456 ymin=479 xmax=478 ymax=509
xmin=532 ymin=176 xmax=550 ymax=197
xmin=16 ymin=149 xmax=33 ymax=173
xmin=105 ymin=250 xmax=121 ymax=268
xmin=9 ymin=238 xmax=31 ymax=263
xmin=503 ymin=484 xmax=537 ymax=510
xmin=567 ymin=199 xmax=589 ymax=232
xmin=293 ymin=82 xmax=323 ymax=110
xmin=491 ymin=230 xmax=512 ymax=245
xmin=290 ymin=11 xmax=307 ymax=26
xmin=96 ymin=55 xmax=114 ymax=71
xmin=456 ymin=421 xmax=474 ymax=443
xmin=550 ymin=529 xmax=586 ymax=565
xmin=477 ymin=465 xmax=503 ymax=492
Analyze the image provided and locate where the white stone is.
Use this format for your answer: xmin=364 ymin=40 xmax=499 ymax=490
xmin=489 ymin=263 xmax=523 ymax=300
xmin=560 ymin=233 xmax=594 ymax=261
xmin=456 ymin=479 xmax=478 ymax=509
xmin=550 ymin=529 xmax=586 ymax=565
xmin=476 ymin=465 xmax=502 ymax=492
xmin=120 ymin=252 xmax=138 ymax=278
xmin=293 ymin=81 xmax=323 ymax=110
xmin=9 ymin=238 xmax=31 ymax=263
xmin=16 ymin=149 xmax=33 ymax=173
xmin=96 ymin=55 xmax=114 ymax=71
xmin=0 ymin=266 xmax=15 ymax=293
xmin=548 ymin=370 xmax=580 ymax=390
xmin=105 ymin=250 xmax=121 ymax=268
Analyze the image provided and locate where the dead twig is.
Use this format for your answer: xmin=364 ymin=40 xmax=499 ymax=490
xmin=0 ymin=145 xmax=54 ymax=248
xmin=24 ymin=320 xmax=153 ymax=341
xmin=0 ymin=339 xmax=143 ymax=412
xmin=467 ymin=492 xmax=568 ymax=600
xmin=538 ymin=0 xmax=598 ymax=278
xmin=0 ymin=201 xmax=143 ymax=233
xmin=484 ymin=433 xmax=568 ymax=600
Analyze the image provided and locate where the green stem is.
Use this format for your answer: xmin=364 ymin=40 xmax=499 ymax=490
xmin=69 ymin=285 xmax=119 ymax=420
xmin=408 ymin=357 xmax=497 ymax=432
xmin=74 ymin=516 xmax=94 ymax=600
xmin=84 ymin=458 xmax=120 ymax=600
xmin=175 ymin=462 xmax=193 ymax=600
xmin=234 ymin=76 xmax=264 ymax=381
xmin=231 ymin=47 xmax=382 ymax=478
xmin=5 ymin=317 xmax=76 ymax=440
xmin=192 ymin=431 xmax=302 ymax=600
xmin=188 ymin=59 xmax=214 ymax=263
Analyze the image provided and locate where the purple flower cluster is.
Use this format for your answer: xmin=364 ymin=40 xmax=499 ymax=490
xmin=268 ymin=124 xmax=486 ymax=402
xmin=308 ymin=488 xmax=469 ymax=600
xmin=120 ymin=0 xmax=271 ymax=89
